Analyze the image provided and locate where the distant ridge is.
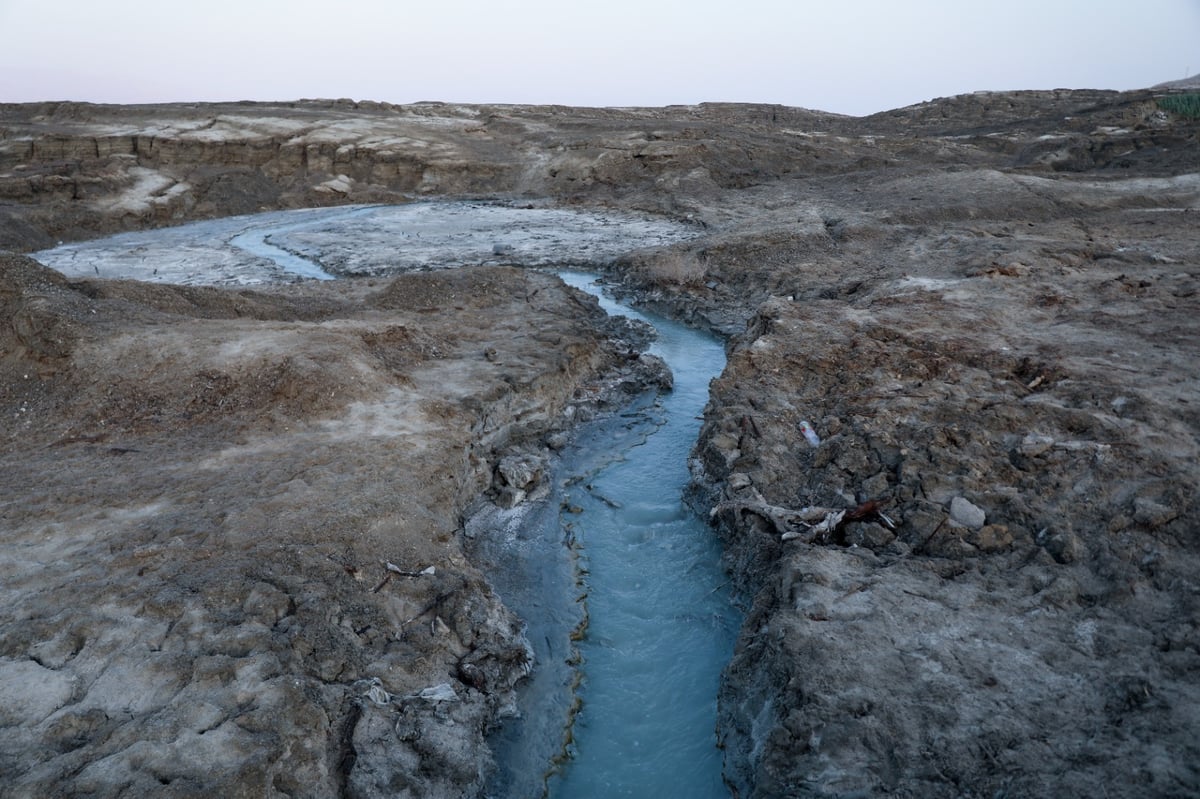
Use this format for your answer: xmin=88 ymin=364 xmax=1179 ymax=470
xmin=1153 ymin=72 xmax=1200 ymax=89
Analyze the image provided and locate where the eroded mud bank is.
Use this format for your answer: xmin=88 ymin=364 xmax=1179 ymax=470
xmin=0 ymin=250 xmax=677 ymax=798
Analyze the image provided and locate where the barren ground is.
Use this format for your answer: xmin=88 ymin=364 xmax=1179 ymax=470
xmin=1 ymin=91 xmax=1198 ymax=797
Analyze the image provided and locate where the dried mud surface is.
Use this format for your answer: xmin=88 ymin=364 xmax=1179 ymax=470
xmin=2 ymin=90 xmax=1199 ymax=797
xmin=694 ymin=206 xmax=1200 ymax=797
xmin=0 ymin=255 xmax=656 ymax=798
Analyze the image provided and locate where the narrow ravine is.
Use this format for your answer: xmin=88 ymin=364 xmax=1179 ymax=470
xmin=475 ymin=273 xmax=740 ymax=797
xmin=547 ymin=273 xmax=740 ymax=798
xmin=32 ymin=205 xmax=739 ymax=797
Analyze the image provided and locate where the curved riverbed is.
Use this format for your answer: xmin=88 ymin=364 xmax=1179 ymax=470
xmin=32 ymin=204 xmax=738 ymax=797
xmin=31 ymin=201 xmax=699 ymax=285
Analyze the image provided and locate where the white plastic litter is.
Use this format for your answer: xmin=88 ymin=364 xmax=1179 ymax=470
xmin=799 ymin=420 xmax=821 ymax=447
xmin=417 ymin=683 xmax=459 ymax=702
xmin=366 ymin=683 xmax=392 ymax=706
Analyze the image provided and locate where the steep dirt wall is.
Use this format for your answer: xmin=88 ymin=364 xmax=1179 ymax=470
xmin=682 ymin=185 xmax=1200 ymax=797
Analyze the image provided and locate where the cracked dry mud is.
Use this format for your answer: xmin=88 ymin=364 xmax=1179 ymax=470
xmin=1 ymin=89 xmax=1198 ymax=797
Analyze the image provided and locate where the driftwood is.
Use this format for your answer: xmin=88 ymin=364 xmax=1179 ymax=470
xmin=713 ymin=487 xmax=893 ymax=544
xmin=712 ymin=487 xmax=841 ymax=543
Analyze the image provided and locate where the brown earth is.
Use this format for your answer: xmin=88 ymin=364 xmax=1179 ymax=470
xmin=1 ymin=89 xmax=1198 ymax=797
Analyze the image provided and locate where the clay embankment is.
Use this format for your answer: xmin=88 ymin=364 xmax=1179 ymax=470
xmin=5 ymin=89 xmax=1192 ymax=253
xmin=0 ymin=99 xmax=839 ymax=250
xmin=665 ymin=146 xmax=1200 ymax=797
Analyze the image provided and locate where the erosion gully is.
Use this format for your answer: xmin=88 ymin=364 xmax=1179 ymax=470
xmin=476 ymin=272 xmax=740 ymax=798
xmin=33 ymin=205 xmax=742 ymax=798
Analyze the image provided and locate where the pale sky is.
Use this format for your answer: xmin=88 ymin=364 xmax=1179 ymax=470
xmin=1 ymin=0 xmax=1196 ymax=116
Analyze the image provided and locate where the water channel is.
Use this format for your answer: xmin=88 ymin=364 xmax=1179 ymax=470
xmin=545 ymin=273 xmax=739 ymax=798
xmin=33 ymin=204 xmax=740 ymax=797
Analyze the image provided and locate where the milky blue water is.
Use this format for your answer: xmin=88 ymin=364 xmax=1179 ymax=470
xmin=226 ymin=208 xmax=374 ymax=280
xmin=544 ymin=273 xmax=739 ymax=798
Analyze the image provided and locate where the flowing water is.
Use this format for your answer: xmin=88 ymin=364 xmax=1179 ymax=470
xmin=474 ymin=274 xmax=739 ymax=797
xmin=544 ymin=273 xmax=739 ymax=798
xmin=32 ymin=205 xmax=739 ymax=798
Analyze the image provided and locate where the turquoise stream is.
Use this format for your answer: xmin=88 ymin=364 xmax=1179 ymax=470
xmin=480 ymin=273 xmax=739 ymax=798
xmin=555 ymin=274 xmax=738 ymax=797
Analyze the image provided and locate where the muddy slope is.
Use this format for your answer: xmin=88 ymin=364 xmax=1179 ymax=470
xmin=695 ymin=215 xmax=1200 ymax=795
xmin=679 ymin=155 xmax=1200 ymax=797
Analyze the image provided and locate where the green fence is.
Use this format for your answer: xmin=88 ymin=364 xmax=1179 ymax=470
xmin=1156 ymin=94 xmax=1200 ymax=119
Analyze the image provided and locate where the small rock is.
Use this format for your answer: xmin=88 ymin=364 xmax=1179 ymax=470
xmin=904 ymin=502 xmax=950 ymax=541
xmin=1040 ymin=528 xmax=1081 ymax=564
xmin=1019 ymin=433 xmax=1055 ymax=457
xmin=968 ymin=524 xmax=1013 ymax=552
xmin=860 ymin=472 xmax=890 ymax=499
xmin=949 ymin=496 xmax=987 ymax=530
xmin=1038 ymin=574 xmax=1082 ymax=606
xmin=634 ymin=353 xmax=673 ymax=391
xmin=727 ymin=472 xmax=753 ymax=492
xmin=494 ymin=454 xmax=547 ymax=508
xmin=845 ymin=521 xmax=895 ymax=550
xmin=1133 ymin=497 xmax=1178 ymax=529
xmin=497 ymin=454 xmax=544 ymax=490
